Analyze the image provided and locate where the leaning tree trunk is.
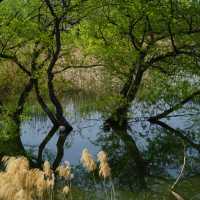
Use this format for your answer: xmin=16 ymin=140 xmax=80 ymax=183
xmin=30 ymin=5 xmax=74 ymax=165
xmin=105 ymin=54 xmax=146 ymax=130
xmin=45 ymin=15 xmax=72 ymax=133
xmin=10 ymin=78 xmax=34 ymax=138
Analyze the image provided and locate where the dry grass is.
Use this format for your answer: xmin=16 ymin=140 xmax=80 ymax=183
xmin=80 ymin=148 xmax=97 ymax=173
xmin=0 ymin=149 xmax=114 ymax=200
xmin=0 ymin=156 xmax=55 ymax=200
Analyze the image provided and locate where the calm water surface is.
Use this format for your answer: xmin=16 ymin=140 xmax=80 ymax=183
xmin=19 ymin=95 xmax=200 ymax=198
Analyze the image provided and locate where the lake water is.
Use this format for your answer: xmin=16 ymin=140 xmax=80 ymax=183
xmin=18 ymin=95 xmax=200 ymax=198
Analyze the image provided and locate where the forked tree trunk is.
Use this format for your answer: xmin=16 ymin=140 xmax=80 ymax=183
xmin=47 ymin=72 xmax=72 ymax=132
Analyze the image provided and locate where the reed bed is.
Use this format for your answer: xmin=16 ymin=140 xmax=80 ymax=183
xmin=0 ymin=149 xmax=115 ymax=200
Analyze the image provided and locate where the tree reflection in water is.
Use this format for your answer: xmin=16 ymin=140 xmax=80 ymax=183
xmin=1 ymin=102 xmax=200 ymax=196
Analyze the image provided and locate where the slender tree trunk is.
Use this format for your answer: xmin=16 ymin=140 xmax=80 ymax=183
xmin=37 ymin=125 xmax=58 ymax=164
xmin=52 ymin=131 xmax=68 ymax=170
xmin=30 ymin=38 xmax=72 ymax=165
xmin=0 ymin=79 xmax=34 ymax=158
xmin=34 ymin=78 xmax=58 ymax=125
xmin=47 ymin=72 xmax=72 ymax=132
xmin=34 ymin=78 xmax=72 ymax=165
xmin=12 ymin=79 xmax=34 ymax=125
xmin=10 ymin=78 xmax=34 ymax=135
xmin=12 ymin=79 xmax=34 ymax=154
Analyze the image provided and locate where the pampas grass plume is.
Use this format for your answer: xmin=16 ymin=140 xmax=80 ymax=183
xmin=99 ymin=161 xmax=111 ymax=179
xmin=56 ymin=162 xmax=71 ymax=180
xmin=43 ymin=160 xmax=52 ymax=177
xmin=97 ymin=151 xmax=108 ymax=163
xmin=97 ymin=150 xmax=111 ymax=179
xmin=81 ymin=148 xmax=97 ymax=172
xmin=62 ymin=186 xmax=70 ymax=195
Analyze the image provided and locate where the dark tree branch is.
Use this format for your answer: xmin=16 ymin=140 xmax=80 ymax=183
xmin=41 ymin=2 xmax=73 ymax=132
xmin=153 ymin=28 xmax=200 ymax=45
xmin=140 ymin=16 xmax=149 ymax=47
xmin=128 ymin=25 xmax=140 ymax=51
xmin=6 ymin=40 xmax=30 ymax=51
xmin=105 ymin=53 xmax=146 ymax=129
xmin=149 ymin=90 xmax=200 ymax=122
xmin=147 ymin=48 xmax=200 ymax=65
xmin=44 ymin=0 xmax=57 ymax=18
xmin=53 ymin=64 xmax=104 ymax=74
xmin=128 ymin=16 xmax=144 ymax=52
xmin=167 ymin=22 xmax=177 ymax=52
xmin=0 ymin=53 xmax=31 ymax=76
xmin=29 ymin=42 xmax=58 ymax=125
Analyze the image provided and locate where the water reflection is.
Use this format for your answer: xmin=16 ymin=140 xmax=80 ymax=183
xmin=1 ymin=94 xmax=199 ymax=195
xmin=98 ymin=127 xmax=148 ymax=190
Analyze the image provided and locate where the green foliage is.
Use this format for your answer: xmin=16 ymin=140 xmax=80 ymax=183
xmin=76 ymin=0 xmax=200 ymax=106
xmin=0 ymin=0 xmax=200 ymax=136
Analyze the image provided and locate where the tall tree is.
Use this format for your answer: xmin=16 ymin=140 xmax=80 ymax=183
xmin=80 ymin=0 xmax=200 ymax=128
xmin=0 ymin=0 xmax=86 ymax=139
